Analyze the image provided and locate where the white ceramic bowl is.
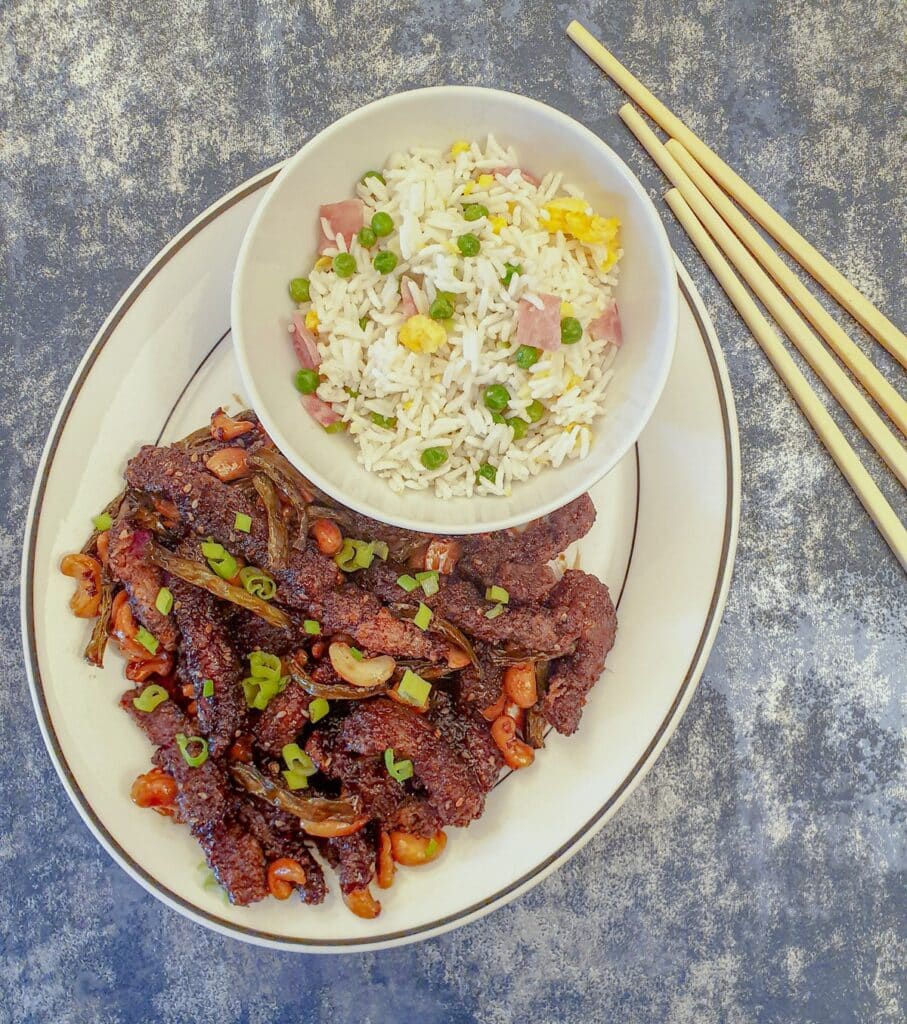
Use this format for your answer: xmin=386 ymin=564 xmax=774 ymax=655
xmin=232 ymin=86 xmax=677 ymax=534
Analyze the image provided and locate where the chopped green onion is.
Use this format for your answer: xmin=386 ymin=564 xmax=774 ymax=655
xmin=425 ymin=836 xmax=438 ymax=857
xmin=370 ymin=412 xmax=397 ymax=429
xmin=384 ymin=747 xmax=414 ymax=783
xmin=349 ymin=646 xmax=364 ymax=661
xmin=134 ymin=627 xmax=159 ymax=655
xmin=176 ymin=733 xmax=209 ymax=767
xmin=485 ymin=585 xmax=510 ymax=604
xmin=282 ymin=743 xmax=316 ymax=777
xmin=154 ymin=587 xmax=173 ymax=615
xmin=396 ymin=574 xmax=419 ymax=593
xmin=371 ymin=540 xmax=389 ymax=561
xmin=335 ymin=538 xmax=379 ymax=572
xmin=484 ymin=603 xmax=504 ymax=619
xmin=323 ymin=421 xmax=347 ymax=434
xmin=397 ymin=668 xmax=432 ymax=707
xmin=242 ymin=672 xmax=289 ymax=711
xmin=202 ymin=541 xmax=238 ymax=580
xmin=282 ymin=770 xmax=309 ymax=790
xmin=92 ymin=512 xmax=113 ymax=531
xmin=248 ymin=650 xmax=282 ymax=680
xmin=413 ymin=602 xmax=433 ymax=630
xmin=202 ymin=678 xmax=215 ymax=698
xmin=304 ymin=619 xmax=321 ymax=635
xmin=239 ymin=566 xmax=276 ymax=601
xmin=309 ymin=697 xmax=330 ymax=723
xmin=415 ymin=570 xmax=439 ymax=597
xmin=234 ymin=512 xmax=252 ymax=533
xmin=132 ymin=684 xmax=168 ymax=712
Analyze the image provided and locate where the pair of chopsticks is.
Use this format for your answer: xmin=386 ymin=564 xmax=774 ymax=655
xmin=567 ymin=20 xmax=907 ymax=570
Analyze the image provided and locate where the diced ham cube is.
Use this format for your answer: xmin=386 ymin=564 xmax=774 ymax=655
xmin=588 ymin=301 xmax=623 ymax=347
xmin=492 ymin=166 xmax=541 ymax=187
xmin=318 ymin=199 xmax=365 ymax=253
xmin=516 ymin=294 xmax=562 ymax=352
xmin=291 ymin=312 xmax=321 ymax=369
xmin=301 ymin=394 xmax=341 ymax=428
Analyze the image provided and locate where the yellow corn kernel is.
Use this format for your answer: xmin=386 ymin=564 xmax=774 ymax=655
xmin=304 ymin=310 xmax=320 ymax=331
xmin=402 ymin=400 xmax=413 ymax=411
xmin=398 ymin=314 xmax=446 ymax=354
xmin=314 ymin=255 xmax=332 ymax=271
xmin=506 ymin=201 xmax=516 ymax=214
xmin=450 ymin=140 xmax=471 ymax=156
xmin=560 ymin=302 xmax=573 ymax=317
xmin=489 ymin=215 xmax=507 ymax=234
xmin=462 ymin=181 xmax=476 ymax=196
xmin=476 ymin=174 xmax=494 ymax=188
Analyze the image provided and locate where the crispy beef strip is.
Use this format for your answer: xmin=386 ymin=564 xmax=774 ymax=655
xmin=428 ymin=691 xmax=504 ymax=793
xmin=121 ymin=689 xmax=268 ymax=904
xmin=236 ymin=797 xmax=327 ymax=904
xmin=107 ymin=518 xmax=180 ymax=650
xmin=194 ymin=819 xmax=269 ymax=906
xmin=252 ymin=682 xmax=313 ymax=757
xmin=339 ymin=699 xmax=485 ymax=827
xmin=541 ymin=570 xmax=617 ymax=735
xmin=387 ymin=797 xmax=446 ymax=837
xmin=316 ymin=828 xmax=377 ymax=895
xmin=168 ymin=577 xmax=246 ymax=756
xmin=320 ymin=586 xmax=444 ymax=661
xmin=456 ymin=661 xmax=502 ymax=711
xmin=458 ymin=495 xmax=596 ymax=602
xmin=226 ymin=607 xmax=309 ymax=657
xmin=306 ymin=726 xmax=405 ymax=825
xmin=125 ymin=444 xmax=339 ymax=606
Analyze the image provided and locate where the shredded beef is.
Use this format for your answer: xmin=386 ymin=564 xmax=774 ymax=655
xmin=193 ymin=819 xmax=269 ymax=905
xmin=107 ymin=518 xmax=179 ymax=650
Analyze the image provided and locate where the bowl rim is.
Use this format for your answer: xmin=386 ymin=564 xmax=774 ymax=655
xmin=232 ymin=84 xmax=679 ymax=534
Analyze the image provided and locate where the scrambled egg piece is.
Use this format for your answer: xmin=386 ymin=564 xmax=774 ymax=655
xmin=305 ymin=310 xmax=320 ymax=332
xmin=476 ymin=173 xmax=494 ymax=189
xmin=560 ymin=301 xmax=574 ymax=317
xmin=462 ymin=181 xmax=476 ymax=196
xmin=398 ymin=314 xmax=446 ymax=354
xmin=451 ymin=140 xmax=471 ymax=156
xmin=542 ymin=197 xmax=621 ymax=259
xmin=314 ymin=255 xmax=332 ymax=271
xmin=489 ymin=215 xmax=507 ymax=234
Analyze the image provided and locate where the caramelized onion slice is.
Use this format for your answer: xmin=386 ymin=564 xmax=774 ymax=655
xmin=229 ymin=762 xmax=362 ymax=833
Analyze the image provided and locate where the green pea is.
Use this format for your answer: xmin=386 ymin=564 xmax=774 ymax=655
xmin=358 ymin=316 xmax=369 ymax=331
xmin=373 ymin=250 xmax=398 ymax=274
xmin=501 ymin=263 xmax=522 ymax=287
xmin=289 ymin=277 xmax=311 ymax=303
xmin=507 ymin=417 xmax=529 ymax=440
xmin=483 ymin=384 xmax=510 ymax=412
xmin=333 ymin=253 xmax=356 ymax=278
xmin=294 ymin=369 xmax=319 ymax=394
xmin=515 ymin=345 xmax=540 ymax=369
xmin=371 ymin=212 xmax=394 ymax=237
xmin=561 ymin=316 xmax=582 ymax=344
xmin=525 ymin=400 xmax=545 ymax=423
xmin=463 ymin=204 xmax=489 ymax=222
xmin=476 ymin=462 xmax=497 ymax=483
xmin=429 ymin=295 xmax=454 ymax=320
xmin=370 ymin=412 xmax=397 ymax=429
xmin=323 ymin=421 xmax=346 ymax=434
xmin=357 ymin=226 xmax=377 ymax=248
xmin=421 ymin=446 xmax=448 ymax=471
xmin=457 ymin=233 xmax=481 ymax=257
xmin=490 ymin=411 xmax=506 ymax=424
xmin=361 ymin=170 xmax=386 ymax=186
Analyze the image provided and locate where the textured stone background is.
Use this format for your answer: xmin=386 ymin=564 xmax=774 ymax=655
xmin=2 ymin=1 xmax=905 ymax=1021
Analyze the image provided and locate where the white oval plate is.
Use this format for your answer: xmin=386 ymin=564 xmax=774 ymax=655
xmin=21 ymin=167 xmax=739 ymax=953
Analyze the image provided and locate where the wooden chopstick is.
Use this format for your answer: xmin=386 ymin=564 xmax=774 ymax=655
xmin=619 ymin=105 xmax=907 ymax=490
xmin=663 ymin=139 xmax=907 ymax=437
xmin=665 ymin=188 xmax=907 ymax=569
xmin=567 ymin=20 xmax=907 ymax=368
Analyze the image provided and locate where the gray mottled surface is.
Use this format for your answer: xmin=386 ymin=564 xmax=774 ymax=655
xmin=2 ymin=1 xmax=905 ymax=1021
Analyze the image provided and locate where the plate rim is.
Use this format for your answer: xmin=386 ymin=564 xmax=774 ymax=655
xmin=20 ymin=168 xmax=740 ymax=953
